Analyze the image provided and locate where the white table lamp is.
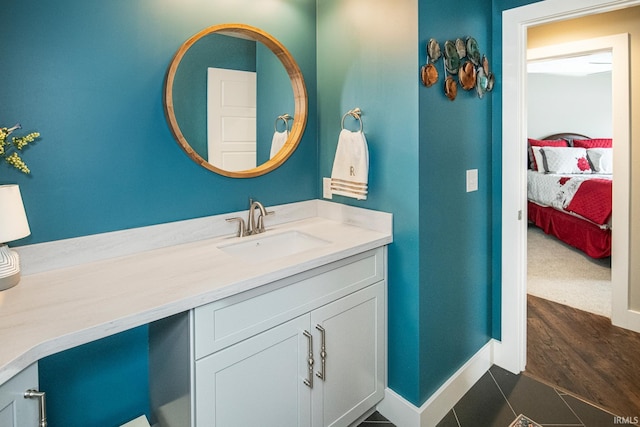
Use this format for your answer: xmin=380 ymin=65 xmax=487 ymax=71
xmin=0 ymin=184 xmax=31 ymax=291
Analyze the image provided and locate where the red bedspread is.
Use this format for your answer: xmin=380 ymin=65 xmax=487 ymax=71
xmin=528 ymin=201 xmax=611 ymax=258
xmin=565 ymin=178 xmax=612 ymax=225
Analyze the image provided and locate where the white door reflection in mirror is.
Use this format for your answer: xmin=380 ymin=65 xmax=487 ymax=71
xmin=207 ymin=67 xmax=257 ymax=171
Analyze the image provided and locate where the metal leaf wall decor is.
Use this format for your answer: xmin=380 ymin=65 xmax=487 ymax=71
xmin=420 ymin=37 xmax=494 ymax=100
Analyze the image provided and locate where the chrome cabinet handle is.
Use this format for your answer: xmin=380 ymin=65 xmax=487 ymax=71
xmin=24 ymin=389 xmax=47 ymax=427
xmin=303 ymin=330 xmax=315 ymax=388
xmin=315 ymin=325 xmax=327 ymax=381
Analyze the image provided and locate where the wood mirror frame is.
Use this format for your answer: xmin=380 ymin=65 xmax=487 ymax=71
xmin=164 ymin=23 xmax=308 ymax=178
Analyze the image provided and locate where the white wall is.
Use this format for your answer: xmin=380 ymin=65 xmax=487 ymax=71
xmin=527 ymin=72 xmax=612 ymax=139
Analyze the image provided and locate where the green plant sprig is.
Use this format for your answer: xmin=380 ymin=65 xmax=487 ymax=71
xmin=0 ymin=123 xmax=41 ymax=174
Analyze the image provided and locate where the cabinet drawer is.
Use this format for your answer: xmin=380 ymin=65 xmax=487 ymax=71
xmin=194 ymin=248 xmax=384 ymax=359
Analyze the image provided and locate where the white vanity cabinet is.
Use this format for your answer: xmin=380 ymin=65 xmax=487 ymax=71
xmin=2 ymin=201 xmax=392 ymax=427
xmin=0 ymin=364 xmax=39 ymax=427
xmin=151 ymin=247 xmax=387 ymax=427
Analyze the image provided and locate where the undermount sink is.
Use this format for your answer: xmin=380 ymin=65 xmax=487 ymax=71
xmin=218 ymin=230 xmax=331 ymax=261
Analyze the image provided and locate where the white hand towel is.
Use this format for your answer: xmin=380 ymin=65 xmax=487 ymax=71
xmin=270 ymin=130 xmax=289 ymax=159
xmin=330 ymin=129 xmax=369 ymax=200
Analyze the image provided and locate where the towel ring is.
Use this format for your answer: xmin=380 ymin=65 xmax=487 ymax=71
xmin=341 ymin=108 xmax=363 ymax=132
xmin=274 ymin=114 xmax=292 ymax=132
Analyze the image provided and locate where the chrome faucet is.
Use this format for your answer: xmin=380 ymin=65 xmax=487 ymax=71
xmin=247 ymin=199 xmax=268 ymax=235
xmin=226 ymin=199 xmax=273 ymax=237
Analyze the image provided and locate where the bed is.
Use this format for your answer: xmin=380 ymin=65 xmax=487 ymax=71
xmin=527 ymin=133 xmax=612 ymax=258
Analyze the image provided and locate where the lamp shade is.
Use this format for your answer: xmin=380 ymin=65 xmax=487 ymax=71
xmin=0 ymin=184 xmax=31 ymax=243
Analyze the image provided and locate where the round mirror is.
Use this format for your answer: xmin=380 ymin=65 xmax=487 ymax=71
xmin=164 ymin=24 xmax=308 ymax=178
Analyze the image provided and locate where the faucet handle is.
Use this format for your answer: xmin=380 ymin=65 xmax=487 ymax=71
xmin=256 ymin=210 xmax=274 ymax=234
xmin=226 ymin=217 xmax=246 ymax=237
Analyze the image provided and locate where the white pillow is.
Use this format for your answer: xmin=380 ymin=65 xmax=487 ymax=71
xmin=530 ymin=146 xmax=546 ymax=172
xmin=587 ymin=148 xmax=613 ymax=174
xmin=541 ymin=147 xmax=592 ymax=174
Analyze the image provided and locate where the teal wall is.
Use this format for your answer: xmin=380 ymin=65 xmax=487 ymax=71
xmin=0 ymin=0 xmax=317 ymax=245
xmin=39 ymin=327 xmax=149 ymax=426
xmin=417 ymin=0 xmax=494 ymax=402
xmin=317 ymin=0 xmax=422 ymax=401
xmin=317 ymin=0 xmax=503 ymax=406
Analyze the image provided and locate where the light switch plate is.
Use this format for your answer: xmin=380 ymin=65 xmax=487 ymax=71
xmin=466 ymin=169 xmax=478 ymax=192
xmin=323 ymin=177 xmax=332 ymax=199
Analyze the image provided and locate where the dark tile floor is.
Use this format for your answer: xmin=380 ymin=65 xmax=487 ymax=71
xmin=360 ymin=365 xmax=636 ymax=427
xmin=359 ymin=410 xmax=396 ymax=427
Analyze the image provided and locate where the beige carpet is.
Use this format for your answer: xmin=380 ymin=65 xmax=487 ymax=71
xmin=527 ymin=225 xmax=611 ymax=317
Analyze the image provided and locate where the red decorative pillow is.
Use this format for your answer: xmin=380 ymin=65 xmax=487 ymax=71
xmin=527 ymin=138 xmax=568 ymax=170
xmin=572 ymin=138 xmax=612 ymax=148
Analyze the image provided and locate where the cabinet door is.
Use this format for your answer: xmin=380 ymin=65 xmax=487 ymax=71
xmin=311 ymin=281 xmax=385 ymax=427
xmin=0 ymin=364 xmax=39 ymax=427
xmin=195 ymin=315 xmax=312 ymax=427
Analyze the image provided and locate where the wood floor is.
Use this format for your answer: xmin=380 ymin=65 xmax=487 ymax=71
xmin=526 ymin=294 xmax=640 ymax=418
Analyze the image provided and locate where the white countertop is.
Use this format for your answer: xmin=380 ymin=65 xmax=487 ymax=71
xmin=0 ymin=200 xmax=392 ymax=385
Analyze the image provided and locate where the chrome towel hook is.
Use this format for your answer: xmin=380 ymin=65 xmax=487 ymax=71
xmin=341 ymin=108 xmax=363 ymax=132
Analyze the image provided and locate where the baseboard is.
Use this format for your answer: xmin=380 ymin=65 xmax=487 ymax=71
xmin=376 ymin=340 xmax=495 ymax=426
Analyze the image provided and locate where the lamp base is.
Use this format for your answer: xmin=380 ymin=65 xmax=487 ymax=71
xmin=0 ymin=244 xmax=22 ymax=291
xmin=0 ymin=270 xmax=20 ymax=291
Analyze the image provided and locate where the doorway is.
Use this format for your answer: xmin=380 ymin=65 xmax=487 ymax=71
xmin=496 ymin=0 xmax=638 ymax=375
xmin=526 ymin=41 xmax=613 ymax=317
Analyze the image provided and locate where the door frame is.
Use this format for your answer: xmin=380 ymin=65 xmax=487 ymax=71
xmin=496 ymin=0 xmax=639 ymax=374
